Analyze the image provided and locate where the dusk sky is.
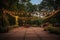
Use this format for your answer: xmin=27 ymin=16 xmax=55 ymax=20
xmin=30 ymin=0 xmax=42 ymax=5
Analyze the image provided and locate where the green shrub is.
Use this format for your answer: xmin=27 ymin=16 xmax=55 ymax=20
xmin=6 ymin=13 xmax=15 ymax=25
xmin=47 ymin=27 xmax=60 ymax=34
xmin=31 ymin=24 xmax=39 ymax=27
xmin=0 ymin=13 xmax=16 ymax=33
xmin=0 ymin=26 xmax=10 ymax=33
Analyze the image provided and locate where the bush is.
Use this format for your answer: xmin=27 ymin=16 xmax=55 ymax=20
xmin=44 ymin=25 xmax=60 ymax=34
xmin=32 ymin=25 xmax=37 ymax=27
xmin=6 ymin=13 xmax=15 ymax=25
xmin=0 ymin=13 xmax=16 ymax=33
xmin=0 ymin=26 xmax=10 ymax=33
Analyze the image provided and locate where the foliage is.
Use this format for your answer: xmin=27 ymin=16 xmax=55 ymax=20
xmin=48 ymin=27 xmax=60 ymax=34
xmin=0 ymin=11 xmax=16 ymax=33
xmin=44 ymin=24 xmax=60 ymax=34
xmin=18 ymin=4 xmax=26 ymax=12
xmin=22 ymin=0 xmax=30 ymax=2
xmin=0 ymin=26 xmax=10 ymax=33
xmin=0 ymin=14 xmax=10 ymax=33
xmin=18 ymin=19 xmax=23 ymax=26
xmin=30 ymin=19 xmax=42 ymax=26
xmin=43 ymin=0 xmax=60 ymax=10
xmin=47 ymin=11 xmax=60 ymax=24
xmin=6 ymin=14 xmax=15 ymax=25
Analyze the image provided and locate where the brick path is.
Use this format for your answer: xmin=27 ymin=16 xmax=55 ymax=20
xmin=0 ymin=27 xmax=60 ymax=40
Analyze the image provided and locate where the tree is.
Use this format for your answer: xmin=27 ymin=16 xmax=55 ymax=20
xmin=22 ymin=0 xmax=30 ymax=2
xmin=38 ymin=0 xmax=53 ymax=11
xmin=42 ymin=0 xmax=60 ymax=10
xmin=18 ymin=4 xmax=26 ymax=12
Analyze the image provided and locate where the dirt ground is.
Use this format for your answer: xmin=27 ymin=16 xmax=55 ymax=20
xmin=0 ymin=27 xmax=60 ymax=40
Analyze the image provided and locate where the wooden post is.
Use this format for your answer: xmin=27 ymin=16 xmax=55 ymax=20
xmin=15 ymin=16 xmax=19 ymax=26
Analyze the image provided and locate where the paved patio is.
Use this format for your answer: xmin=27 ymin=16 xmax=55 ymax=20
xmin=0 ymin=27 xmax=60 ymax=40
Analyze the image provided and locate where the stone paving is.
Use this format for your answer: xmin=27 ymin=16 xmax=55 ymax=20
xmin=0 ymin=27 xmax=60 ymax=40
